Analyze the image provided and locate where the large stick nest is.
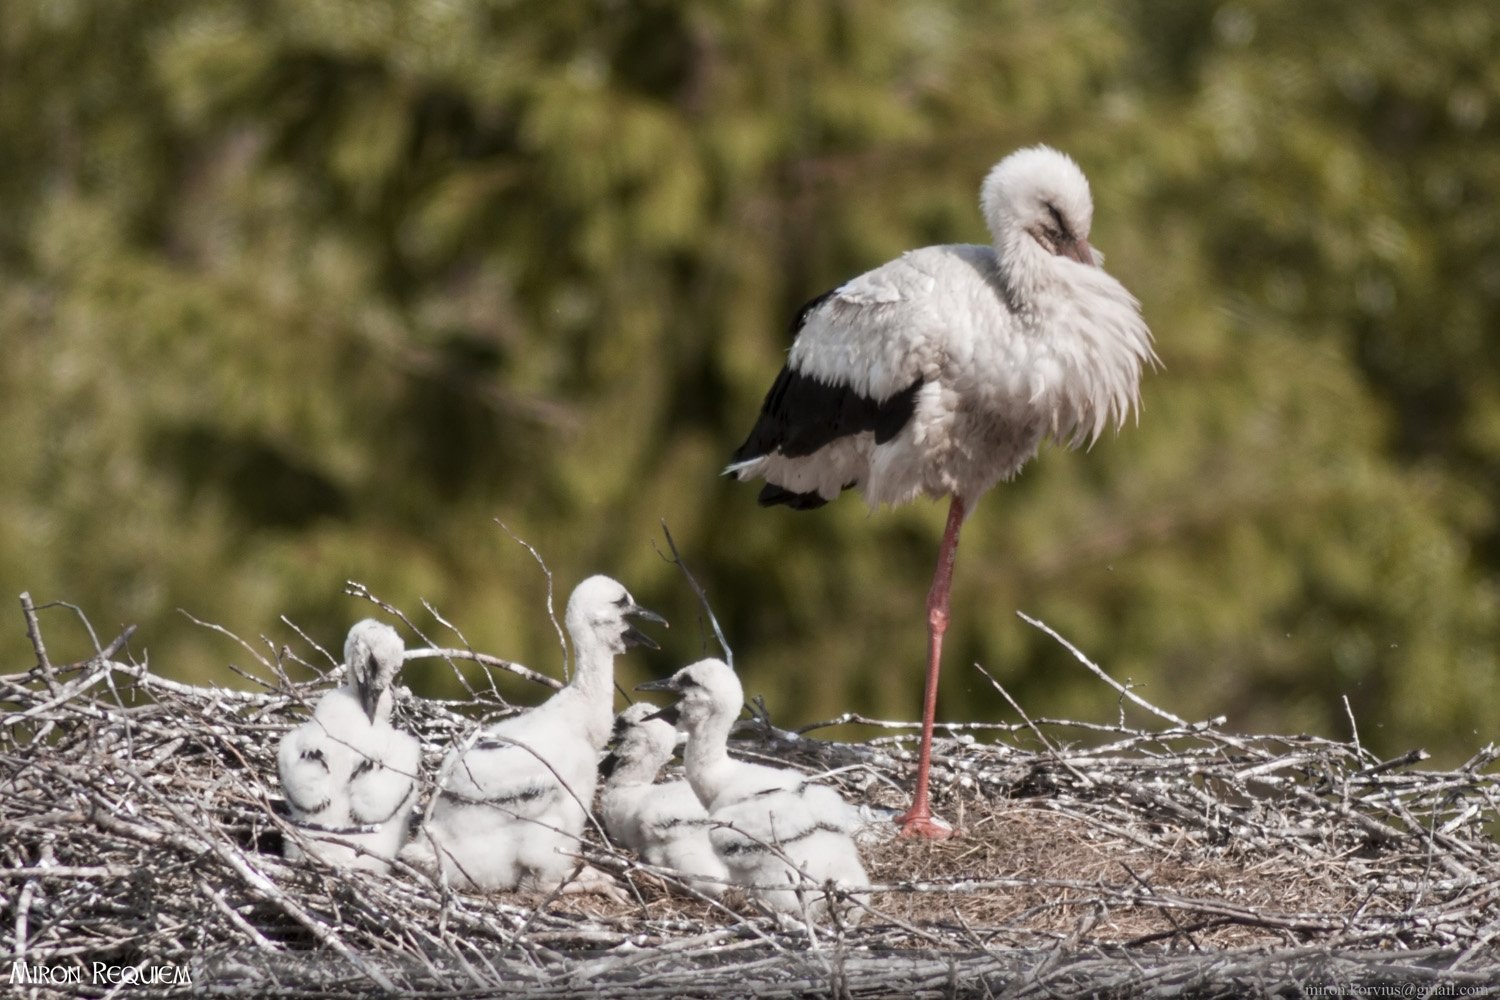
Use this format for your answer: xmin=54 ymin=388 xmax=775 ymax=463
xmin=5 ymin=590 xmax=1500 ymax=998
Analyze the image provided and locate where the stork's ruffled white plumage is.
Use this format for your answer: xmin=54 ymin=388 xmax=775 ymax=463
xmin=277 ymin=619 xmax=420 ymax=872
xmin=727 ymin=146 xmax=1155 ymax=838
xmin=638 ymin=659 xmax=868 ymax=918
xmin=402 ymin=576 xmax=665 ymax=893
xmin=599 ymin=702 xmax=729 ymax=898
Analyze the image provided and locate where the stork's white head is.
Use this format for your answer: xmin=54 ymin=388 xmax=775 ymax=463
xmin=344 ymin=619 xmax=405 ymax=722
xmin=565 ymin=574 xmax=668 ymax=656
xmin=600 ymin=701 xmax=679 ymax=780
xmin=635 ymin=657 xmax=742 ymax=735
xmin=980 ymin=146 xmax=1097 ymax=268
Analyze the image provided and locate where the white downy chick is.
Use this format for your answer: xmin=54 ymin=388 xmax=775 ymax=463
xmin=403 ymin=576 xmax=664 ymax=895
xmin=600 ymin=702 xmax=728 ymax=898
xmin=638 ymin=659 xmax=868 ymax=918
xmin=277 ymin=619 xmax=420 ymax=872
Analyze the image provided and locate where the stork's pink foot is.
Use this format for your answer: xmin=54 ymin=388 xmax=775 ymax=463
xmin=896 ymin=808 xmax=955 ymax=840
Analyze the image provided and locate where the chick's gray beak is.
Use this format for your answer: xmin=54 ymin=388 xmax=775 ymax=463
xmin=635 ymin=675 xmax=678 ymax=694
xmin=345 ymin=646 xmax=383 ymax=722
xmin=355 ymin=673 xmax=382 ymax=723
xmin=622 ymin=605 xmax=668 ymax=651
xmin=642 ymin=703 xmax=681 ymax=726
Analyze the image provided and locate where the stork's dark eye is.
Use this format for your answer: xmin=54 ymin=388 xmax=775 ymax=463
xmin=678 ymin=675 xmax=700 ymax=689
xmin=612 ymin=595 xmax=631 ymax=608
xmin=1045 ymin=203 xmax=1068 ymax=235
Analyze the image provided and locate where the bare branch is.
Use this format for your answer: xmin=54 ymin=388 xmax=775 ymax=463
xmin=974 ymin=661 xmax=1095 ymax=790
xmin=19 ymin=592 xmax=56 ymax=691
xmin=403 ymin=646 xmax=561 ymax=692
xmin=494 ymin=519 xmax=569 ymax=682
xmin=1018 ymin=610 xmax=1192 ymax=728
xmin=655 ymin=519 xmax=733 ymax=668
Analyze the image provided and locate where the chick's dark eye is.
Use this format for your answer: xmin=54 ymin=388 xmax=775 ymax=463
xmin=613 ymin=595 xmax=631 ymax=608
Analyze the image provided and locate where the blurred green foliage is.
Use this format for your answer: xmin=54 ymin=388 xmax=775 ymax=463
xmin=3 ymin=1 xmax=1497 ymax=761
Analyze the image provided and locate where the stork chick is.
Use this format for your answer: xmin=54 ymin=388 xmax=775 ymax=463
xmin=403 ymin=576 xmax=665 ymax=894
xmin=600 ymin=702 xmax=729 ymax=898
xmin=277 ymin=619 xmax=419 ymax=872
xmin=638 ymin=659 xmax=868 ymax=919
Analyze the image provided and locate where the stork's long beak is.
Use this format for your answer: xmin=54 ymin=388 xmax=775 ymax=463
xmin=1064 ymin=235 xmax=1095 ymax=267
xmin=622 ymin=605 xmax=668 ymax=651
xmin=635 ymin=675 xmax=679 ymax=694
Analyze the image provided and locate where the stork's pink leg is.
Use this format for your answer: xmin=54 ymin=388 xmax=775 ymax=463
xmin=898 ymin=496 xmax=965 ymax=839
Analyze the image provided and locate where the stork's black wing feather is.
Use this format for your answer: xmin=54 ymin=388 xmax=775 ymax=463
xmin=731 ymin=365 xmax=922 ymax=461
xmin=754 ymin=482 xmax=830 ymax=510
xmin=730 ymin=291 xmax=923 ymax=470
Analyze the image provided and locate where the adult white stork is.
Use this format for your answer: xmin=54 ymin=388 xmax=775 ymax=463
xmin=727 ymin=146 xmax=1155 ymax=839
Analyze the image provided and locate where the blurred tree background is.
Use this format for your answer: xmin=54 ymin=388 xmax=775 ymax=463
xmin=3 ymin=0 xmax=1497 ymax=761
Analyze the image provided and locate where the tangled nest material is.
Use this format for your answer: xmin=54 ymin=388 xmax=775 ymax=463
xmin=5 ymin=586 xmax=1500 ymax=999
